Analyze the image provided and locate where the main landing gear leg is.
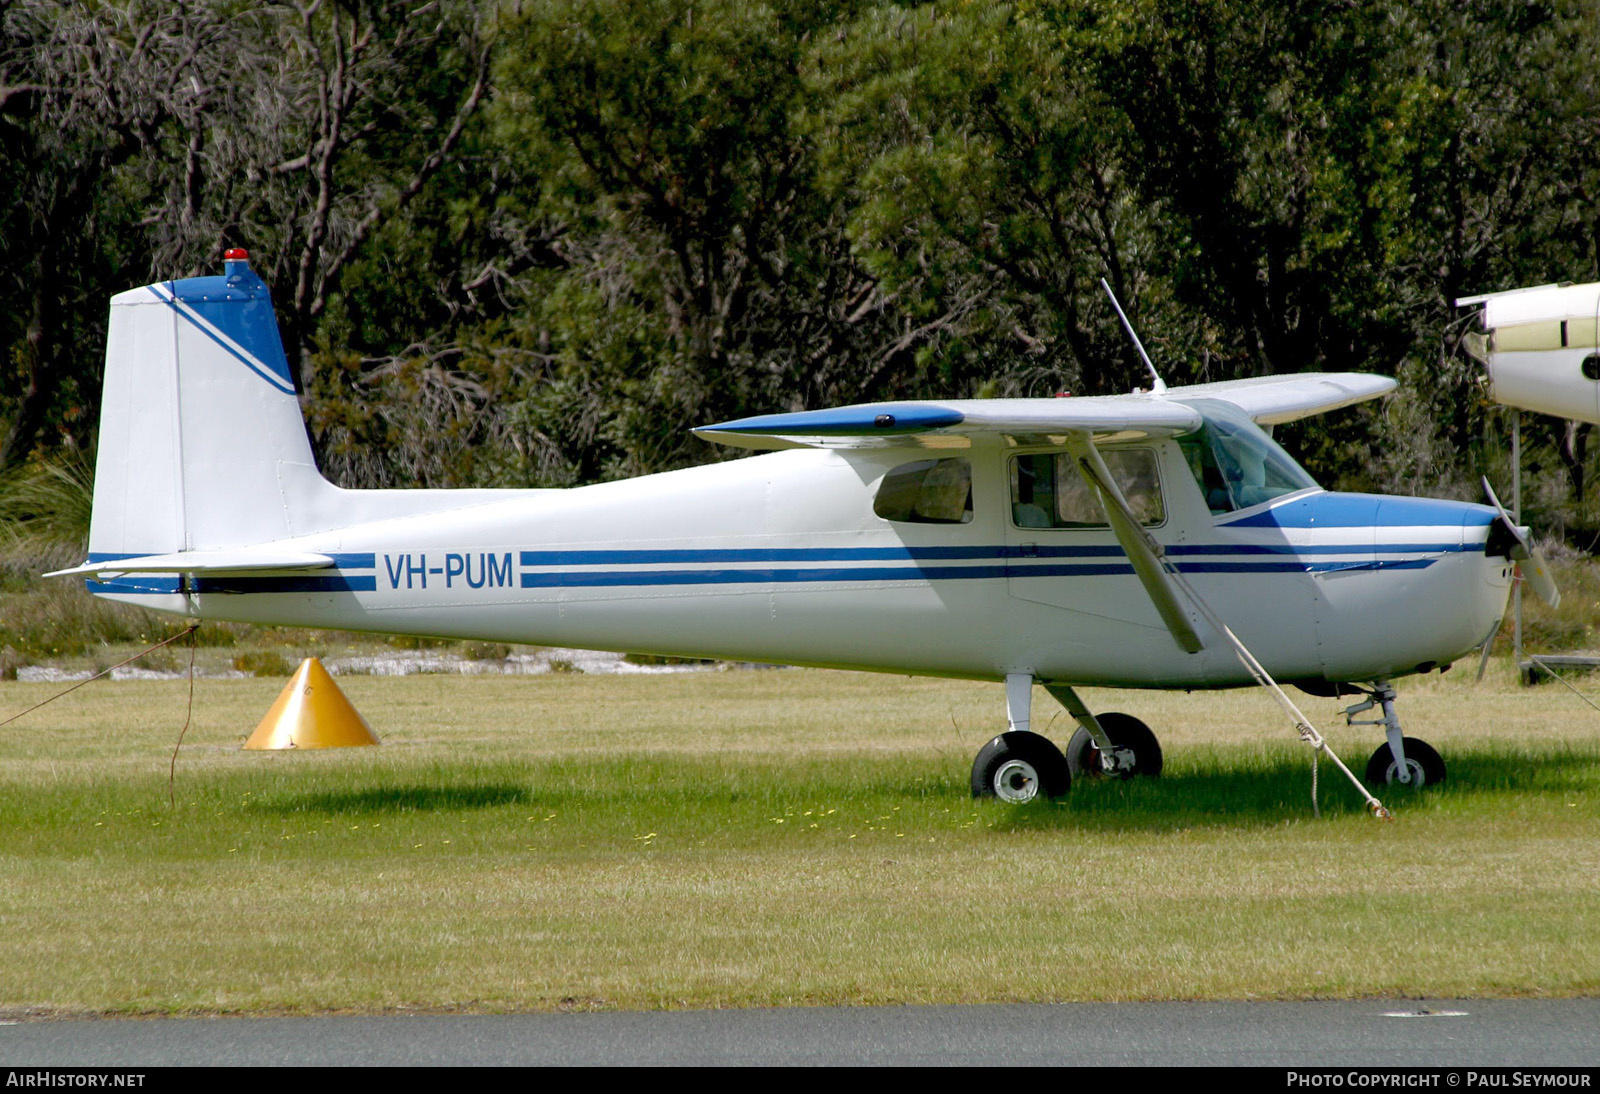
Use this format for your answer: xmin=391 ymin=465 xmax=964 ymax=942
xmin=1045 ymin=684 xmax=1163 ymax=779
xmin=1343 ymin=681 xmax=1446 ymax=788
xmin=1005 ymin=672 xmax=1033 ymax=735
xmin=969 ymin=674 xmax=1070 ymax=802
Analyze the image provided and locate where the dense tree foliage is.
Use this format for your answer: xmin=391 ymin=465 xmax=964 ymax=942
xmin=3 ymin=0 xmax=1599 ymax=537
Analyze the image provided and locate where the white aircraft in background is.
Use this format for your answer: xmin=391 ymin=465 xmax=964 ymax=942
xmin=52 ymin=252 xmax=1542 ymax=802
xmin=1459 ymin=281 xmax=1600 ymax=425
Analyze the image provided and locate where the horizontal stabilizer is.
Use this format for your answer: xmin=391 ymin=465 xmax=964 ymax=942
xmin=47 ymin=549 xmax=336 ymax=579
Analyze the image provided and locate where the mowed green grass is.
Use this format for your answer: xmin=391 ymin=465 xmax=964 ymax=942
xmin=0 ymin=665 xmax=1597 ymax=1015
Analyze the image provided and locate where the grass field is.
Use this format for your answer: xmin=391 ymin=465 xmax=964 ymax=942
xmin=1 ymin=663 xmax=1598 ymax=1016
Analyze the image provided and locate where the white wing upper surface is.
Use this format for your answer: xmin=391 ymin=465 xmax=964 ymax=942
xmin=695 ymin=372 xmax=1394 ymax=449
xmin=1169 ymin=372 xmax=1397 ymax=425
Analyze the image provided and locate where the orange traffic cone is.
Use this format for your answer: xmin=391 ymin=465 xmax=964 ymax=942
xmin=243 ymin=657 xmax=379 ymax=750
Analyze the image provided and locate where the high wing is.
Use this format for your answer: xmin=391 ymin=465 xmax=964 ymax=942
xmin=694 ymin=372 xmax=1394 ymax=450
xmin=692 ymin=398 xmax=1201 ymax=450
xmin=1163 ymin=372 xmax=1397 ymax=425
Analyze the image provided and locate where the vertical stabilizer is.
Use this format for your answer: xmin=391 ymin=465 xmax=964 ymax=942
xmin=87 ymin=251 xmax=321 ymax=560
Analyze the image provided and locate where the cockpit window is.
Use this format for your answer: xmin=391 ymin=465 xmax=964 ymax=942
xmin=874 ymin=458 xmax=973 ymax=524
xmin=1176 ymin=398 xmax=1319 ymax=514
xmin=1010 ymin=449 xmax=1164 ymax=528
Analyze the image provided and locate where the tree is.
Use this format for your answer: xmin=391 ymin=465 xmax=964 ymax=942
xmin=489 ymin=0 xmax=927 ymax=480
xmin=0 ymin=1 xmax=508 ymax=485
xmin=817 ymin=2 xmax=1178 ymax=398
xmin=0 ymin=0 xmax=206 ymax=466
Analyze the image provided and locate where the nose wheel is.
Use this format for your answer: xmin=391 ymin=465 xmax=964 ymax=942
xmin=1344 ymin=681 xmax=1446 ymax=788
xmin=1365 ymin=736 xmax=1446 ymax=788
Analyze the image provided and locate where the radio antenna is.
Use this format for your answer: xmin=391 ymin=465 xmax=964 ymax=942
xmin=1100 ymin=277 xmax=1167 ymax=395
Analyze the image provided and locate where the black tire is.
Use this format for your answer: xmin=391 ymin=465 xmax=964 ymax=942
xmin=970 ymin=731 xmax=1070 ymax=802
xmin=1065 ymin=712 xmax=1163 ymax=779
xmin=1365 ymin=737 xmax=1446 ymax=788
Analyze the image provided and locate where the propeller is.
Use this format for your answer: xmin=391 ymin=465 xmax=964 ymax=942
xmin=1481 ymin=476 xmax=1560 ymax=609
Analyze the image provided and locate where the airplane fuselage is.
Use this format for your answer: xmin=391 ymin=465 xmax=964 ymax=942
xmin=93 ymin=440 xmax=1511 ymax=689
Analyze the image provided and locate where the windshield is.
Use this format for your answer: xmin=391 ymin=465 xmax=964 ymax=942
xmin=1175 ymin=399 xmax=1319 ymax=515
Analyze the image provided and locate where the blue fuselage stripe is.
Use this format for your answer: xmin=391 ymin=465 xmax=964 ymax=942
xmin=193 ymin=575 xmax=377 ymax=594
xmin=514 ymin=558 xmax=1438 ymax=588
xmin=522 ymin=565 xmax=1010 ymax=588
xmin=86 ymin=540 xmax=1470 ymax=595
xmin=518 ymin=542 xmax=1475 ymax=566
xmin=86 ymin=576 xmax=183 ymax=595
xmin=87 ymin=575 xmax=377 ymax=595
xmin=328 ymin=553 xmax=376 ymax=568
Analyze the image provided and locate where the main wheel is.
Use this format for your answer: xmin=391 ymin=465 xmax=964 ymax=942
xmin=1365 ymin=737 xmax=1446 ymax=788
xmin=970 ymin=731 xmax=1070 ymax=802
xmin=1065 ymin=712 xmax=1163 ymax=778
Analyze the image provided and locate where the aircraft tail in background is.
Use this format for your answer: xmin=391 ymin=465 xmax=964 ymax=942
xmin=1459 ymin=281 xmax=1600 ymax=426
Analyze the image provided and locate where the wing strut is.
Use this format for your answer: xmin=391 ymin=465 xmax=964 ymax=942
xmin=1066 ymin=432 xmax=1390 ymax=818
xmin=1064 ymin=434 xmax=1202 ymax=654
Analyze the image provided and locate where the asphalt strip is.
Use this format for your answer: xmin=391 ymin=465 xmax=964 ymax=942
xmin=3 ymin=999 xmax=1598 ymax=1067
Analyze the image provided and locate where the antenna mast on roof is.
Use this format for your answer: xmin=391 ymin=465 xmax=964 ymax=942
xmin=1100 ymin=277 xmax=1167 ymax=395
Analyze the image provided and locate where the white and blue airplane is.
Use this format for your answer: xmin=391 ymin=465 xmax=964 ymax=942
xmin=53 ymin=251 xmax=1541 ymax=801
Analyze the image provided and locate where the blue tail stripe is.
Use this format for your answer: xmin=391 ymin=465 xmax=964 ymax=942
xmin=148 ymin=280 xmax=297 ymax=395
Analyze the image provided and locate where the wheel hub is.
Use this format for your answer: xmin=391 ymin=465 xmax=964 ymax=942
xmin=1388 ymin=758 xmax=1426 ymax=787
xmin=1086 ymin=744 xmax=1138 ymax=778
xmin=993 ymin=759 xmax=1040 ymax=803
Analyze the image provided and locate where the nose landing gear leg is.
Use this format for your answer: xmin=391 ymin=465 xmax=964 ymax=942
xmin=1343 ymin=681 xmax=1446 ymax=788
